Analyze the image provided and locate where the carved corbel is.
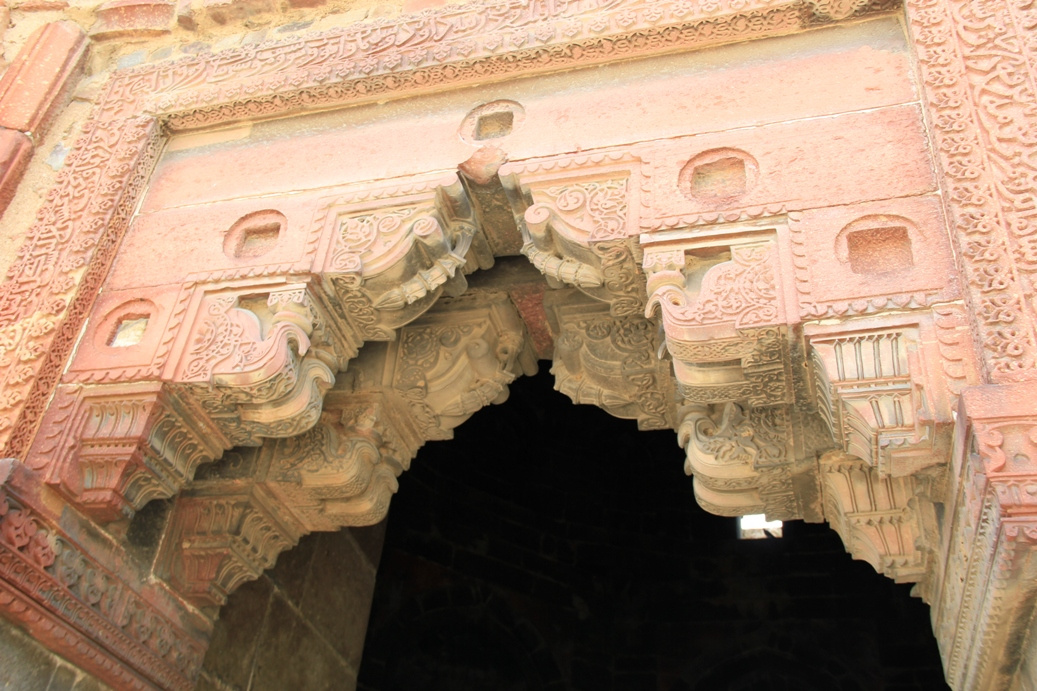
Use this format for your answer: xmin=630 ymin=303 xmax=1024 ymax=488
xmin=643 ymin=235 xmax=793 ymax=407
xmin=318 ymin=174 xmax=480 ymax=339
xmin=544 ymin=289 xmax=676 ymax=431
xmin=28 ymin=282 xmax=354 ymax=523
xmin=159 ymin=479 xmax=302 ymax=609
xmin=27 ymin=383 xmax=225 ymax=523
xmin=819 ymin=450 xmax=928 ymax=583
xmin=678 ymin=402 xmax=799 ymax=520
xmin=381 ymin=292 xmax=538 ymax=440
xmin=260 ymin=392 xmax=423 ymax=533
xmin=157 ymin=292 xmax=535 ymax=609
xmin=171 ymin=284 xmax=354 ymax=448
xmin=502 ymin=157 xmax=648 ymax=318
xmin=157 ymin=394 xmax=415 ymax=609
xmin=807 ymin=313 xmax=962 ymax=478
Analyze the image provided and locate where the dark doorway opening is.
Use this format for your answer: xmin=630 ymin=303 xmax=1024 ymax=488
xmin=358 ymin=366 xmax=949 ymax=690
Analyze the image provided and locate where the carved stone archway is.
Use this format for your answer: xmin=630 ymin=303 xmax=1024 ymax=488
xmin=0 ymin=0 xmax=1036 ymax=689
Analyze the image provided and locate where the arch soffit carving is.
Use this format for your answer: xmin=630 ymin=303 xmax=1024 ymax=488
xmin=2 ymin=0 xmax=1030 ymax=688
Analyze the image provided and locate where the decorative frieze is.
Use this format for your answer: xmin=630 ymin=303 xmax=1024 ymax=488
xmin=0 ymin=459 xmax=208 ymax=690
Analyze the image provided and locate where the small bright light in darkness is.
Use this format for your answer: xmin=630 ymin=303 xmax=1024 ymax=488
xmin=739 ymin=514 xmax=782 ymax=539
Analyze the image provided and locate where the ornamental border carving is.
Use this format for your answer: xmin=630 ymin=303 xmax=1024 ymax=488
xmin=0 ymin=0 xmax=899 ymax=456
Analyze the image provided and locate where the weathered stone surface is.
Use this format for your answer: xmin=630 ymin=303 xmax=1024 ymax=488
xmin=0 ymin=0 xmax=1035 ymax=687
xmin=90 ymin=0 xmax=175 ymax=39
xmin=250 ymin=594 xmax=354 ymax=689
xmin=0 ymin=21 xmax=86 ymax=136
xmin=0 ymin=128 xmax=33 ymax=218
xmin=299 ymin=531 xmax=376 ymax=670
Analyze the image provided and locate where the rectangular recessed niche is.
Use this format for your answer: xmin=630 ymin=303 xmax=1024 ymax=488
xmin=692 ymin=157 xmax=746 ymax=198
xmin=109 ymin=316 xmax=149 ymax=347
xmin=475 ymin=111 xmax=514 ymax=140
xmin=846 ymin=226 xmax=912 ymax=274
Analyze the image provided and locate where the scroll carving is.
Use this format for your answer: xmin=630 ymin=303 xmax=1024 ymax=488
xmin=173 ymin=287 xmax=339 ymax=447
xmin=319 ymin=175 xmax=479 ymax=338
xmin=679 ymin=402 xmax=798 ymax=520
xmin=158 ymin=292 xmax=535 ymax=608
xmin=644 ymin=234 xmax=793 ymax=408
xmin=545 ymin=290 xmax=676 ymax=431
xmin=504 ymin=158 xmax=648 ymax=318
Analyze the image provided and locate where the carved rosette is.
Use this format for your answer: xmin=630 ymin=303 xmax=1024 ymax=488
xmin=317 ymin=175 xmax=480 ymax=340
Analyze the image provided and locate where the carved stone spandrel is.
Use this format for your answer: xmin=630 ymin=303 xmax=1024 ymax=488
xmin=372 ymin=291 xmax=537 ymax=440
xmin=543 ymin=289 xmax=676 ymax=431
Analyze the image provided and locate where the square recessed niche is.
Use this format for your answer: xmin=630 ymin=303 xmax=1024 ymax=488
xmin=846 ymin=226 xmax=912 ymax=275
xmin=237 ymin=223 xmax=281 ymax=258
xmin=109 ymin=316 xmax=149 ymax=347
xmin=474 ymin=111 xmax=514 ymax=140
xmin=691 ymin=157 xmax=747 ymax=198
